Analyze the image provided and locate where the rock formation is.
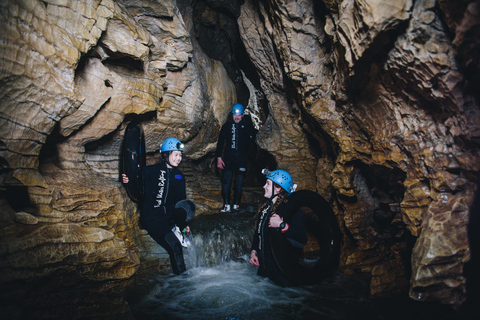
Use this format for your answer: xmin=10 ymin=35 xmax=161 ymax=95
xmin=0 ymin=0 xmax=478 ymax=318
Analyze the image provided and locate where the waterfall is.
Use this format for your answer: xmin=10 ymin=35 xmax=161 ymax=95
xmin=184 ymin=211 xmax=256 ymax=268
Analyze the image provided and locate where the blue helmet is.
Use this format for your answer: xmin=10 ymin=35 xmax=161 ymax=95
xmin=231 ymin=103 xmax=244 ymax=115
xmin=161 ymin=137 xmax=184 ymax=152
xmin=265 ymin=169 xmax=294 ymax=194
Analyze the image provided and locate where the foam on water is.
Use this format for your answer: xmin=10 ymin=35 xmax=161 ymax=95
xmin=128 ymin=212 xmax=322 ymax=319
xmin=130 ymin=257 xmax=320 ymax=320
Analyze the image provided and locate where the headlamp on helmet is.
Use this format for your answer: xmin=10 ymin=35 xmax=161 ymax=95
xmin=261 ymin=168 xmax=297 ymax=194
xmin=231 ymin=103 xmax=244 ymax=115
xmin=161 ymin=137 xmax=184 ymax=153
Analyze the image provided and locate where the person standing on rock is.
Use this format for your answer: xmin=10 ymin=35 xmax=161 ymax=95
xmin=122 ymin=137 xmax=195 ymax=275
xmin=249 ymin=169 xmax=306 ymax=286
xmin=215 ymin=103 xmax=257 ymax=212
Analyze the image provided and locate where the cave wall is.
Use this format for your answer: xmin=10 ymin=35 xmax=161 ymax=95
xmin=0 ymin=0 xmax=479 ymax=318
xmin=235 ymin=0 xmax=480 ymax=306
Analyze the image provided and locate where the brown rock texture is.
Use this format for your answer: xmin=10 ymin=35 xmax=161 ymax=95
xmin=0 ymin=0 xmax=479 ymax=318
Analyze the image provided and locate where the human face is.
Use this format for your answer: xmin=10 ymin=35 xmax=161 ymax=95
xmin=167 ymin=150 xmax=182 ymax=168
xmin=263 ymin=179 xmax=273 ymax=199
xmin=233 ymin=113 xmax=243 ymax=124
xmin=263 ymin=179 xmax=281 ymax=200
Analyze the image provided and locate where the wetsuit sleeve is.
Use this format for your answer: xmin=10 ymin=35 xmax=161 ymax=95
xmin=215 ymin=123 xmax=228 ymax=158
xmin=282 ymin=209 xmax=307 ymax=247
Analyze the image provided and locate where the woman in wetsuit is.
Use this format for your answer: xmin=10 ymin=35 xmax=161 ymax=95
xmin=122 ymin=137 xmax=195 ymax=275
xmin=249 ymin=169 xmax=307 ymax=286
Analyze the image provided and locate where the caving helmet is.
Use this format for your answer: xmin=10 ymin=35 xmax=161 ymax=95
xmin=231 ymin=103 xmax=244 ymax=115
xmin=160 ymin=137 xmax=184 ymax=153
xmin=262 ymin=168 xmax=296 ymax=194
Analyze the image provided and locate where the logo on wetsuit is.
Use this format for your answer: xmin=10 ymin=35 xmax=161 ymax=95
xmin=256 ymin=203 xmax=271 ymax=251
xmin=231 ymin=123 xmax=236 ymax=149
xmin=154 ymin=170 xmax=167 ymax=208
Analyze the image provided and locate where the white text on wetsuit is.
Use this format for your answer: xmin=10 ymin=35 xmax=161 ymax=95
xmin=154 ymin=170 xmax=167 ymax=208
xmin=256 ymin=203 xmax=271 ymax=251
xmin=231 ymin=123 xmax=236 ymax=149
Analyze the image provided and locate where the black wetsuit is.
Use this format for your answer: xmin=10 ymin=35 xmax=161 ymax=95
xmin=251 ymin=198 xmax=307 ymax=286
xmin=140 ymin=161 xmax=188 ymax=274
xmin=215 ymin=117 xmax=256 ymax=205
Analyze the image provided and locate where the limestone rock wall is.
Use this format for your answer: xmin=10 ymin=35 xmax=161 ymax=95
xmin=0 ymin=0 xmax=232 ymax=318
xmin=0 ymin=0 xmax=479 ymax=318
xmin=236 ymin=0 xmax=479 ymax=306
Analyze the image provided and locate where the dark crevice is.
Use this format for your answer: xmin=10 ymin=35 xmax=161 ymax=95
xmin=5 ymin=186 xmax=33 ymax=213
xmin=192 ymin=1 xmax=246 ymax=102
xmin=38 ymin=122 xmax=67 ymax=170
xmin=0 ymin=139 xmax=9 ymax=174
xmin=123 ymin=111 xmax=157 ymax=125
xmin=353 ymin=161 xmax=407 ymax=238
xmin=191 ymin=0 xmax=267 ymax=123
xmin=247 ymin=148 xmax=277 ymax=187
xmin=102 ymin=54 xmax=144 ymax=76
xmin=355 ymin=161 xmax=407 ymax=205
xmin=349 ymin=20 xmax=410 ymax=101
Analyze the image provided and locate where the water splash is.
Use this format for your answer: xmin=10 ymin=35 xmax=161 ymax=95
xmin=129 ymin=259 xmax=321 ymax=320
xmin=184 ymin=212 xmax=255 ymax=268
xmin=127 ymin=213 xmax=457 ymax=320
xmin=128 ymin=213 xmax=321 ymax=319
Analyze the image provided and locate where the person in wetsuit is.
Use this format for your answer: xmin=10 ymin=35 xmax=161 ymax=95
xmin=215 ymin=103 xmax=257 ymax=212
xmin=122 ymin=137 xmax=195 ymax=275
xmin=249 ymin=169 xmax=307 ymax=286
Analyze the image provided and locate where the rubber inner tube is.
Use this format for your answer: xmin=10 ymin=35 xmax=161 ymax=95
xmin=122 ymin=122 xmax=146 ymax=203
xmin=270 ymin=190 xmax=341 ymax=285
xmin=175 ymin=199 xmax=196 ymax=222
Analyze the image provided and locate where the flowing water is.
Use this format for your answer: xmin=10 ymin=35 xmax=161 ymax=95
xmin=127 ymin=210 xmax=459 ymax=320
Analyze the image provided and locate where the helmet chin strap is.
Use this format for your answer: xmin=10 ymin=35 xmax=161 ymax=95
xmin=162 ymin=153 xmax=172 ymax=168
xmin=269 ymin=186 xmax=281 ymax=203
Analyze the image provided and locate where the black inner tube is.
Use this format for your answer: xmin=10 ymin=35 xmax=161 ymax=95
xmin=270 ymin=190 xmax=342 ymax=285
xmin=122 ymin=122 xmax=146 ymax=203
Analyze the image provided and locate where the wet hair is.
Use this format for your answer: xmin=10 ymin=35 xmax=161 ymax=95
xmin=272 ymin=181 xmax=289 ymax=197
xmin=254 ymin=184 xmax=288 ymax=219
xmin=161 ymin=150 xmax=172 ymax=162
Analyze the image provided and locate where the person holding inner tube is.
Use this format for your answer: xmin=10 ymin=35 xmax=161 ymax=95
xmin=249 ymin=169 xmax=307 ymax=286
xmin=122 ymin=137 xmax=195 ymax=275
xmin=215 ymin=103 xmax=257 ymax=212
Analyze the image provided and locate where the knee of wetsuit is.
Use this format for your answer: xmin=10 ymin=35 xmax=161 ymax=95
xmin=235 ymin=172 xmax=245 ymax=186
xmin=222 ymin=170 xmax=233 ymax=185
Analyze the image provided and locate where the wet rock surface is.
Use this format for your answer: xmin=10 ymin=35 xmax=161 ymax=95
xmin=0 ymin=0 xmax=479 ymax=318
